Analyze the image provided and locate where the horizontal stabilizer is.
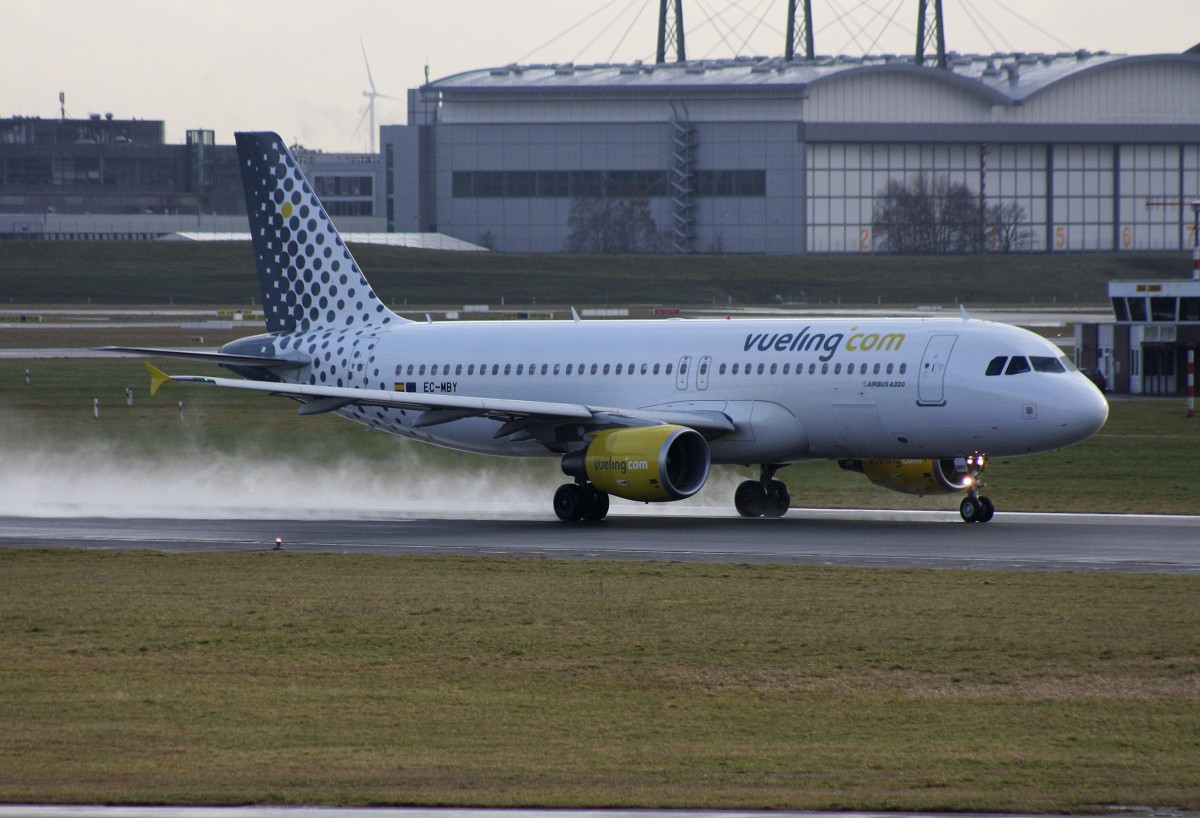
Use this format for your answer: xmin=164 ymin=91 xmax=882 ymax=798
xmin=98 ymin=346 xmax=308 ymax=369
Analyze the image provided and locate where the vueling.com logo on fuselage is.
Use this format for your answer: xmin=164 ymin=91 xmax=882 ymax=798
xmin=743 ymin=325 xmax=906 ymax=362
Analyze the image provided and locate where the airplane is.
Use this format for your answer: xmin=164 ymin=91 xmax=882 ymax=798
xmin=104 ymin=131 xmax=1109 ymax=524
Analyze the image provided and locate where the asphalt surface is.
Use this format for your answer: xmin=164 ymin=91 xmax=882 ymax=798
xmin=1 ymin=508 xmax=1197 ymax=573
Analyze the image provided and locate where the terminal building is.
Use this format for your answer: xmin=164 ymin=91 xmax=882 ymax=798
xmin=0 ymin=116 xmax=385 ymax=238
xmin=385 ymin=49 xmax=1200 ymax=254
xmin=1076 ymin=276 xmax=1200 ymax=395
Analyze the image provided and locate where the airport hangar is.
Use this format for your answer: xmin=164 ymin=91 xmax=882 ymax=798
xmin=384 ymin=49 xmax=1200 ymax=256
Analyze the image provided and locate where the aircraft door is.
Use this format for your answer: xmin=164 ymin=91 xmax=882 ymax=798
xmin=676 ymin=355 xmax=692 ymax=390
xmin=350 ymin=335 xmax=379 ymax=388
xmin=696 ymin=355 xmax=711 ymax=391
xmin=917 ymin=334 xmax=957 ymax=406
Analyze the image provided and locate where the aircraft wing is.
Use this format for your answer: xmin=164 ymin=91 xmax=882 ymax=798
xmin=144 ymin=364 xmax=735 ymax=437
xmin=98 ymin=346 xmax=308 ymax=369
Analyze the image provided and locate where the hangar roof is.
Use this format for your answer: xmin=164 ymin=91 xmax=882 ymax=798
xmin=424 ymin=51 xmax=1200 ymax=106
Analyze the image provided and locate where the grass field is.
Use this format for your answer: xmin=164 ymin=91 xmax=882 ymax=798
xmin=1 ymin=550 xmax=1198 ymax=810
xmin=0 ymin=240 xmax=1191 ymax=307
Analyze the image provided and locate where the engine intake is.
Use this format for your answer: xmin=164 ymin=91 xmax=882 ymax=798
xmin=840 ymin=458 xmax=974 ymax=496
xmin=562 ymin=425 xmax=710 ymax=502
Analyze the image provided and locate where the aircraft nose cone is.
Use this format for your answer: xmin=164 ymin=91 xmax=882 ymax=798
xmin=1066 ymin=377 xmax=1109 ymax=442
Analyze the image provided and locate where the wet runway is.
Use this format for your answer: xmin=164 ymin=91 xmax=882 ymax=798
xmin=1 ymin=508 xmax=1197 ymax=573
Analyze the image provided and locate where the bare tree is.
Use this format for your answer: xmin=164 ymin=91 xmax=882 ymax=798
xmin=986 ymin=201 xmax=1033 ymax=253
xmin=565 ymin=194 xmax=661 ymax=253
xmin=872 ymin=174 xmax=984 ymax=254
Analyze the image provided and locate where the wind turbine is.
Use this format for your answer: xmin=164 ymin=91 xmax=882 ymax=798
xmin=353 ymin=37 xmax=394 ymax=154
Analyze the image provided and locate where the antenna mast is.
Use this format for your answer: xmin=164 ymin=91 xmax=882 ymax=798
xmin=656 ymin=0 xmax=686 ymax=63
xmin=785 ymin=0 xmax=815 ymax=61
xmin=916 ymin=0 xmax=947 ymax=69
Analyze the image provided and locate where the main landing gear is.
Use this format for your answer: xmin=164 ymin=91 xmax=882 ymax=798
xmin=553 ymin=481 xmax=610 ymax=521
xmin=958 ymin=453 xmax=995 ymax=523
xmin=735 ymin=465 xmax=790 ymax=518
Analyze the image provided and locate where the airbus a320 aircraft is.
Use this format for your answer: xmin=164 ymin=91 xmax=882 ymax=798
xmin=106 ymin=132 xmax=1109 ymax=523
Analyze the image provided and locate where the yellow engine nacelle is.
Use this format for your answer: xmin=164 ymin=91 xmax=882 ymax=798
xmin=561 ymin=425 xmax=711 ymax=502
xmin=840 ymin=458 xmax=975 ymax=496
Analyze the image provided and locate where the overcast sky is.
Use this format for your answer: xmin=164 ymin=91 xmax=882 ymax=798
xmin=5 ymin=0 xmax=1196 ymax=152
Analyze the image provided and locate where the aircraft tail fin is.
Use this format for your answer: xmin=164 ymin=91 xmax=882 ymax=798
xmin=234 ymin=131 xmax=407 ymax=333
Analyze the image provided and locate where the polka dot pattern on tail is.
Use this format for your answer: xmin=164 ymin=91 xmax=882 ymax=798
xmin=234 ymin=132 xmax=400 ymax=336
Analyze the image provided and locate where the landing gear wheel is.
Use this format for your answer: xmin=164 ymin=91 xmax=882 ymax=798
xmin=735 ymin=480 xmax=767 ymax=518
xmin=580 ymin=486 xmax=610 ymax=521
xmin=554 ymin=483 xmax=586 ymax=521
xmin=763 ymin=480 xmax=790 ymax=518
xmin=960 ymin=495 xmax=993 ymax=523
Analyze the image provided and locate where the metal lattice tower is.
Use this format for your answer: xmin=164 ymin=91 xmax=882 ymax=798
xmin=785 ymin=0 xmax=815 ymax=61
xmin=656 ymin=0 xmax=687 ymax=63
xmin=915 ymin=0 xmax=947 ymax=68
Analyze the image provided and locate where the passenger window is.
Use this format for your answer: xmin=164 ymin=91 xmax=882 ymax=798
xmin=846 ymin=363 xmax=855 ymax=375
xmin=720 ymin=363 xmax=728 ymax=375
xmin=652 ymin=363 xmax=660 ymax=375
xmin=886 ymin=363 xmax=893 ymax=375
xmin=821 ymin=363 xmax=829 ymax=375
xmin=1030 ymin=356 xmax=1065 ymax=373
xmin=834 ymin=363 xmax=842 ymax=375
xmin=680 ymin=362 xmax=688 ymax=374
xmin=603 ymin=364 xmax=610 ymax=375
xmin=756 ymin=363 xmax=764 ymax=375
xmin=542 ymin=364 xmax=549 ymax=375
xmin=553 ymin=363 xmax=560 ymax=375
xmin=565 ymin=364 xmax=573 ymax=375
xmin=873 ymin=363 xmax=880 ymax=375
xmin=419 ymin=364 xmax=426 ymax=376
xmin=468 ymin=364 xmax=475 ymax=375
xmin=492 ymin=364 xmax=499 ymax=375
xmin=590 ymin=364 xmax=598 ymax=375
xmin=666 ymin=363 xmax=673 ymax=375
xmin=986 ymin=356 xmax=1007 ymax=376
xmin=899 ymin=363 xmax=907 ymax=375
xmin=732 ymin=363 xmax=739 ymax=375
xmin=1005 ymin=356 xmax=1031 ymax=375
xmin=616 ymin=364 xmax=623 ymax=375
xmin=769 ymin=363 xmax=777 ymax=375
xmin=628 ymin=362 xmax=635 ymax=374
xmin=782 ymin=363 xmax=790 ymax=375
xmin=504 ymin=364 xmax=512 ymax=375
xmin=640 ymin=363 xmax=648 ymax=375
xmin=516 ymin=364 xmax=523 ymax=375
xmin=809 ymin=363 xmax=816 ymax=375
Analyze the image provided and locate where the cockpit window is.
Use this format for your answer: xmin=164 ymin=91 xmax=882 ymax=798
xmin=1030 ymin=356 xmax=1066 ymax=373
xmin=985 ymin=356 xmax=1007 ymax=376
xmin=1005 ymin=356 xmax=1031 ymax=375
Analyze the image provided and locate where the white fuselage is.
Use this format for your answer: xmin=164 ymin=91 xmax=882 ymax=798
xmin=263 ymin=315 xmax=1108 ymax=464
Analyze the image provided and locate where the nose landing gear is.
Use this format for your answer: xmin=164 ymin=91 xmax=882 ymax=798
xmin=958 ymin=453 xmax=994 ymax=523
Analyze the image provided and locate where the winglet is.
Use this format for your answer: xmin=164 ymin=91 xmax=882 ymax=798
xmin=144 ymin=362 xmax=171 ymax=396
